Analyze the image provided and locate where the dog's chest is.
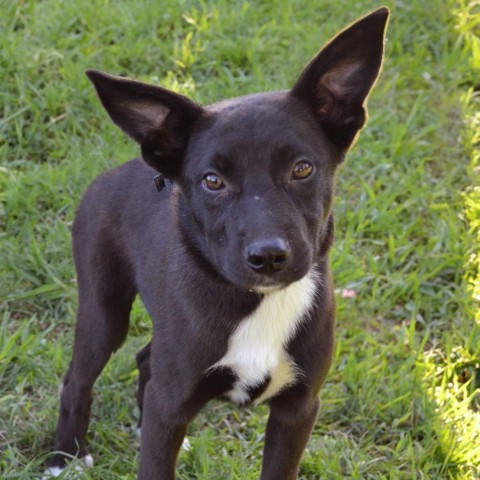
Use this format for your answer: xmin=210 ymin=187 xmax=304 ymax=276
xmin=211 ymin=269 xmax=318 ymax=405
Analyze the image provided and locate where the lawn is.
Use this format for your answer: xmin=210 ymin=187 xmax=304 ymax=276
xmin=1 ymin=0 xmax=479 ymax=479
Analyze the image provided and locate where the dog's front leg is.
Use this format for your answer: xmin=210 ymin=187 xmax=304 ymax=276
xmin=137 ymin=381 xmax=189 ymax=480
xmin=260 ymin=389 xmax=320 ymax=480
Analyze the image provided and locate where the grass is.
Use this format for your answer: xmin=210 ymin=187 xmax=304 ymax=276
xmin=1 ymin=0 xmax=479 ymax=478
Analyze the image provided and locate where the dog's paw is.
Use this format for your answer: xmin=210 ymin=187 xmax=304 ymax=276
xmin=42 ymin=465 xmax=64 ymax=479
xmin=42 ymin=455 xmax=94 ymax=479
xmin=81 ymin=455 xmax=94 ymax=468
xmin=182 ymin=437 xmax=191 ymax=451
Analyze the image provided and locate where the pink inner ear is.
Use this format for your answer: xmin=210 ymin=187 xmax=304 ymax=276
xmin=314 ymin=84 xmax=334 ymax=119
xmin=130 ymin=102 xmax=171 ymax=137
xmin=320 ymin=61 xmax=362 ymax=98
xmin=314 ymin=61 xmax=364 ymax=120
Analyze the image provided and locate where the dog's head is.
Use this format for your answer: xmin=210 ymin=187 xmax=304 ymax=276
xmin=87 ymin=8 xmax=389 ymax=292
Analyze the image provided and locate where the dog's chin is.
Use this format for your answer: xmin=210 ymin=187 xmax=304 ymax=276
xmin=226 ymin=268 xmax=311 ymax=295
xmin=225 ymin=276 xmax=287 ymax=294
xmin=252 ymin=284 xmax=285 ymax=294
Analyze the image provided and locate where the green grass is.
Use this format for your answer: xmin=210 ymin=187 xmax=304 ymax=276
xmin=1 ymin=0 xmax=479 ymax=478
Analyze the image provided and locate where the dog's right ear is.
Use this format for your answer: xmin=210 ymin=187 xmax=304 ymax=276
xmin=86 ymin=70 xmax=204 ymax=178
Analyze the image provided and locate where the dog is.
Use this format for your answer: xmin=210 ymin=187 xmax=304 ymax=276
xmin=45 ymin=8 xmax=388 ymax=479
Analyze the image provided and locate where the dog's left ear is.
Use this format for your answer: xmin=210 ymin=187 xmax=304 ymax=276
xmin=291 ymin=8 xmax=389 ymax=154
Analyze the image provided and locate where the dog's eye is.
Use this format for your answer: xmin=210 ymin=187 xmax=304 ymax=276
xmin=203 ymin=173 xmax=224 ymax=191
xmin=292 ymin=161 xmax=313 ymax=180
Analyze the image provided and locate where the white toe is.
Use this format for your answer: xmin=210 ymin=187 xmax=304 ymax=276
xmin=42 ymin=455 xmax=93 ymax=479
xmin=181 ymin=437 xmax=191 ymax=451
xmin=42 ymin=466 xmax=64 ymax=479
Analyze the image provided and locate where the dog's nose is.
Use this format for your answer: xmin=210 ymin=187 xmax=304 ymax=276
xmin=245 ymin=238 xmax=290 ymax=275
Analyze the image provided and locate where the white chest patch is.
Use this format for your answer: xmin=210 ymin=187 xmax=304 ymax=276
xmin=210 ymin=267 xmax=318 ymax=405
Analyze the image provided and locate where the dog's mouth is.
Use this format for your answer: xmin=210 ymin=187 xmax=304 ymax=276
xmin=235 ymin=275 xmax=290 ymax=295
xmin=245 ymin=263 xmax=320 ymax=297
xmin=244 ymin=270 xmax=304 ymax=294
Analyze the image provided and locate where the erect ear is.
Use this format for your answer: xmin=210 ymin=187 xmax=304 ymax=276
xmin=291 ymin=7 xmax=389 ymax=154
xmin=86 ymin=69 xmax=204 ymax=178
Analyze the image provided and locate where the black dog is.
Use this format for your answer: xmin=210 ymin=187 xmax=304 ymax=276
xmin=46 ymin=8 xmax=388 ymax=479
